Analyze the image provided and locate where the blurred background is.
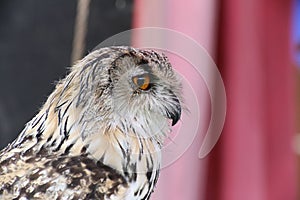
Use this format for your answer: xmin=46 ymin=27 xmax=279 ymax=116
xmin=0 ymin=0 xmax=299 ymax=199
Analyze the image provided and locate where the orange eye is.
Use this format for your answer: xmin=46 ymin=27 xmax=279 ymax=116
xmin=132 ymin=74 xmax=151 ymax=90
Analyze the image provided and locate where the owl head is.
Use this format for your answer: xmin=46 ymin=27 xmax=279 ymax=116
xmin=57 ymin=46 xmax=182 ymax=144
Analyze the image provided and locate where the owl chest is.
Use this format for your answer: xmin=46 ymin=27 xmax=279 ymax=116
xmin=124 ymin=170 xmax=159 ymax=200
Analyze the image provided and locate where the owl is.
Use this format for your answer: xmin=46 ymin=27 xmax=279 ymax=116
xmin=0 ymin=46 xmax=182 ymax=200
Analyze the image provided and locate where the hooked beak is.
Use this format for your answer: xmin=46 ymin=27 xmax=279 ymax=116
xmin=166 ymin=95 xmax=181 ymax=126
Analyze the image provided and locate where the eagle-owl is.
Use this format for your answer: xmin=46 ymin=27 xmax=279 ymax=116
xmin=0 ymin=46 xmax=182 ymax=199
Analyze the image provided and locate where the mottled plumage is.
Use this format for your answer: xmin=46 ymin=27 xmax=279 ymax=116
xmin=0 ymin=46 xmax=182 ymax=200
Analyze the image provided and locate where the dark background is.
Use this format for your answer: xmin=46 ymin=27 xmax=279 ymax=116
xmin=0 ymin=0 xmax=133 ymax=149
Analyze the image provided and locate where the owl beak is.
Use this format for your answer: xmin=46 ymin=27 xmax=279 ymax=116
xmin=166 ymin=95 xmax=181 ymax=126
xmin=169 ymin=106 xmax=181 ymax=126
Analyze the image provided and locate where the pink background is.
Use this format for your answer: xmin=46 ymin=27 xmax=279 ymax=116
xmin=133 ymin=0 xmax=297 ymax=199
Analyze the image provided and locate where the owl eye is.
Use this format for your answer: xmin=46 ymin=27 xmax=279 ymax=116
xmin=132 ymin=74 xmax=151 ymax=90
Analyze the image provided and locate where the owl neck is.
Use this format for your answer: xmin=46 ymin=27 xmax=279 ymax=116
xmin=83 ymin=126 xmax=162 ymax=173
xmin=11 ymin=98 xmax=164 ymax=178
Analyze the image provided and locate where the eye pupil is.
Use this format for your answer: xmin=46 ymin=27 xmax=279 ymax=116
xmin=132 ymin=74 xmax=151 ymax=90
xmin=137 ymin=77 xmax=145 ymax=87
